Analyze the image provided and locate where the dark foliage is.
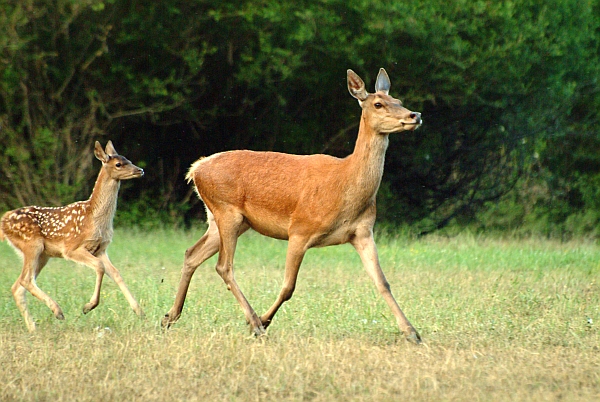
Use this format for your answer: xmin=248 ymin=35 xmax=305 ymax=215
xmin=1 ymin=0 xmax=599 ymax=235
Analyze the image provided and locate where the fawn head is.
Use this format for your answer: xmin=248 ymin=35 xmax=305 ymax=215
xmin=347 ymin=68 xmax=422 ymax=134
xmin=94 ymin=141 xmax=144 ymax=180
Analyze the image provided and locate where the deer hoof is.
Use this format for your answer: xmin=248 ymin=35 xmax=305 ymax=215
xmin=251 ymin=324 xmax=267 ymax=337
xmin=405 ymin=330 xmax=422 ymax=345
xmin=161 ymin=314 xmax=174 ymax=329
xmin=246 ymin=319 xmax=267 ymax=338
xmin=259 ymin=316 xmax=272 ymax=329
xmin=56 ymin=311 xmax=65 ymax=321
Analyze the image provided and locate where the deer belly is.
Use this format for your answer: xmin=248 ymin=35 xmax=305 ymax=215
xmin=244 ymin=209 xmax=290 ymax=240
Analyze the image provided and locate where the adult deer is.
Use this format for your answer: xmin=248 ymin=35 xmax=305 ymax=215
xmin=0 ymin=141 xmax=145 ymax=332
xmin=163 ymin=68 xmax=422 ymax=343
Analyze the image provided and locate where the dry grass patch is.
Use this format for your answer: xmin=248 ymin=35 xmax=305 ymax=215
xmin=1 ymin=329 xmax=598 ymax=401
xmin=0 ymin=229 xmax=599 ymax=401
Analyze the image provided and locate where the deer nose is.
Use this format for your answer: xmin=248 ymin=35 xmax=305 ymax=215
xmin=410 ymin=112 xmax=422 ymax=124
xmin=138 ymin=168 xmax=145 ymax=176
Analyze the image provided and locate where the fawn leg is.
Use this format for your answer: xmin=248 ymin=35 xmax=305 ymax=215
xmin=16 ymin=248 xmax=64 ymax=326
xmin=64 ymin=248 xmax=109 ymax=315
xmin=99 ymin=253 xmax=144 ymax=317
xmin=83 ymin=263 xmax=104 ymax=314
xmin=11 ymin=281 xmax=35 ymax=332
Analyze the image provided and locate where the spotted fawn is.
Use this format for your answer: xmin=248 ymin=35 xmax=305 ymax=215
xmin=0 ymin=141 xmax=145 ymax=331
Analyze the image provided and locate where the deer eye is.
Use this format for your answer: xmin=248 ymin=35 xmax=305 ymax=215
xmin=115 ymin=162 xmax=122 ymax=167
xmin=374 ymin=102 xmax=383 ymax=109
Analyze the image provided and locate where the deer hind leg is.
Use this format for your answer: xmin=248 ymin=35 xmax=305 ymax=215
xmin=162 ymin=214 xmax=222 ymax=327
xmin=99 ymin=252 xmax=144 ymax=317
xmin=350 ymin=231 xmax=421 ymax=344
xmin=214 ymin=210 xmax=264 ymax=335
xmin=260 ymin=235 xmax=308 ymax=329
xmin=14 ymin=249 xmax=64 ymax=331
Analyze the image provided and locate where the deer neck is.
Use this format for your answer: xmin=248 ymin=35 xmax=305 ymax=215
xmin=346 ymin=113 xmax=389 ymax=200
xmin=88 ymin=168 xmax=120 ymax=228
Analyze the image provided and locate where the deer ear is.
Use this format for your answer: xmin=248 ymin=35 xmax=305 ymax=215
xmin=105 ymin=140 xmax=118 ymax=156
xmin=375 ymin=68 xmax=390 ymax=95
xmin=94 ymin=141 xmax=109 ymax=163
xmin=347 ymin=69 xmax=368 ymax=102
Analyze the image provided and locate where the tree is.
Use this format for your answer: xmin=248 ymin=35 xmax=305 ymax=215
xmin=0 ymin=0 xmax=214 ymax=213
xmin=2 ymin=0 xmax=599 ymax=233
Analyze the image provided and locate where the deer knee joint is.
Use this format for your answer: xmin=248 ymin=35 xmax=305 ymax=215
xmin=184 ymin=247 xmax=195 ymax=260
xmin=215 ymin=263 xmax=230 ymax=279
xmin=377 ymin=280 xmax=391 ymax=294
xmin=281 ymin=285 xmax=296 ymax=302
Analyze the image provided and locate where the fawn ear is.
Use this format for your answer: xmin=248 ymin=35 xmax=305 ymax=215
xmin=375 ymin=68 xmax=390 ymax=95
xmin=105 ymin=140 xmax=118 ymax=156
xmin=347 ymin=69 xmax=368 ymax=103
xmin=94 ymin=141 xmax=109 ymax=163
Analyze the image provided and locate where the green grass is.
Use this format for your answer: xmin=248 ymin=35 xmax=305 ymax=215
xmin=1 ymin=228 xmax=599 ymax=401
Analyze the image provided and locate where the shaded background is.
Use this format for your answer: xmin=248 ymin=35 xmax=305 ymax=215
xmin=1 ymin=0 xmax=599 ymax=237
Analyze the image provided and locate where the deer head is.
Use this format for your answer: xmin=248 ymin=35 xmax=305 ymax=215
xmin=347 ymin=68 xmax=422 ymax=134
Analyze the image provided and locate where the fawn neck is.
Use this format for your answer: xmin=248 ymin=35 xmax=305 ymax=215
xmin=88 ymin=167 xmax=120 ymax=229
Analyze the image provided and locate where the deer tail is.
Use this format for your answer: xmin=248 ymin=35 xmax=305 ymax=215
xmin=186 ymin=157 xmax=206 ymax=184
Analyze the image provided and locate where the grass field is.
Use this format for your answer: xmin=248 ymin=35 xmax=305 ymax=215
xmin=1 ymin=227 xmax=599 ymax=401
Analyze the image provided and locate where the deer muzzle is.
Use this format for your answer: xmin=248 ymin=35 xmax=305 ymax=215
xmin=401 ymin=112 xmax=422 ymax=130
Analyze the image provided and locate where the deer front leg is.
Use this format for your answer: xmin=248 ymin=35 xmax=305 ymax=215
xmin=351 ymin=231 xmax=421 ymax=344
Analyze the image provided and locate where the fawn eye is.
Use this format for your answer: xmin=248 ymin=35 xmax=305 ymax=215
xmin=374 ymin=102 xmax=383 ymax=109
xmin=115 ymin=162 xmax=122 ymax=167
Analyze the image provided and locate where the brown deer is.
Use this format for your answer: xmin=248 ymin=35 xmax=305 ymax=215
xmin=162 ymin=68 xmax=423 ymax=343
xmin=0 ymin=141 xmax=145 ymax=331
